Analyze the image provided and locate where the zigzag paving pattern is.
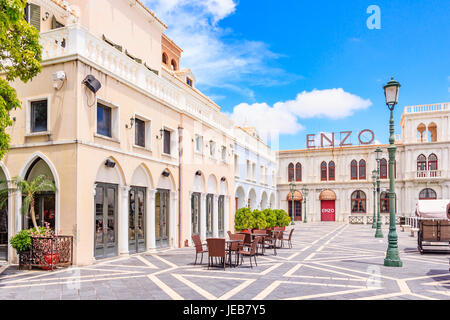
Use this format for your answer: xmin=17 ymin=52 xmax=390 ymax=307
xmin=0 ymin=223 xmax=449 ymax=300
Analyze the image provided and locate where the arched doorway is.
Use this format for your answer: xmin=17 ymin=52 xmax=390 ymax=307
xmin=320 ymin=190 xmax=336 ymax=221
xmin=191 ymin=171 xmax=205 ymax=237
xmin=206 ymin=175 xmax=217 ymax=238
xmin=94 ymin=157 xmax=123 ymax=259
xmin=261 ymin=191 xmax=268 ymax=210
xmin=248 ymin=189 xmax=257 ymax=210
xmin=22 ymin=157 xmax=57 ymax=230
xmin=155 ymin=169 xmax=175 ymax=248
xmin=129 ymin=165 xmax=152 ymax=254
xmin=287 ymin=191 xmax=302 ymax=221
xmin=235 ymin=186 xmax=245 ymax=210
xmin=0 ymin=165 xmax=10 ymax=261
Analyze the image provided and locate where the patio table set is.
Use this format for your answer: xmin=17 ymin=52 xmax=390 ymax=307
xmin=191 ymin=228 xmax=294 ymax=270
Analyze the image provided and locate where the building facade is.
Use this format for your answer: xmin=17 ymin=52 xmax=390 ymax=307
xmin=277 ymin=103 xmax=450 ymax=224
xmin=233 ymin=127 xmax=277 ymax=212
xmin=0 ymin=0 xmax=236 ymax=265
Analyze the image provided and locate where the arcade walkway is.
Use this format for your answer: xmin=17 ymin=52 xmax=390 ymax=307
xmin=0 ymin=223 xmax=448 ymax=300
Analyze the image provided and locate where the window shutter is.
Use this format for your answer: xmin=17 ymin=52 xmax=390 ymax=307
xmin=29 ymin=4 xmax=41 ymax=31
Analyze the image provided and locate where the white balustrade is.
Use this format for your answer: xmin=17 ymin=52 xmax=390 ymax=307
xmin=39 ymin=24 xmax=234 ymax=134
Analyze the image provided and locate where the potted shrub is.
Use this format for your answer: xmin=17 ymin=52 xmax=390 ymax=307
xmin=252 ymin=210 xmax=268 ymax=231
xmin=10 ymin=229 xmax=32 ymax=269
xmin=274 ymin=209 xmax=291 ymax=230
xmin=234 ymin=207 xmax=254 ymax=233
xmin=263 ymin=209 xmax=277 ymax=230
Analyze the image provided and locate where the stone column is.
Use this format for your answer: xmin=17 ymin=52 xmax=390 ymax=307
xmin=119 ymin=185 xmax=130 ymax=256
xmin=200 ymin=193 xmax=207 ymax=240
xmin=14 ymin=190 xmax=22 ymax=233
xmin=147 ymin=189 xmax=156 ymax=250
xmin=224 ymin=195 xmax=230 ymax=234
xmin=171 ymin=191 xmax=178 ymax=248
xmin=213 ymin=195 xmax=219 ymax=237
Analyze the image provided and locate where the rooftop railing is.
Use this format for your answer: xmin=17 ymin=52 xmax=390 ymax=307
xmin=40 ymin=24 xmax=234 ymax=134
xmin=404 ymin=103 xmax=449 ymax=114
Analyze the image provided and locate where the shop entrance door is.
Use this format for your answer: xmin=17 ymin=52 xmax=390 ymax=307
xmin=155 ymin=189 xmax=170 ymax=248
xmin=129 ymin=186 xmax=146 ymax=254
xmin=321 ymin=200 xmax=336 ymax=221
xmin=94 ymin=183 xmax=118 ymax=259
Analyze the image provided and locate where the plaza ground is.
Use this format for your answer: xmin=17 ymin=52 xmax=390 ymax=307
xmin=0 ymin=223 xmax=449 ymax=300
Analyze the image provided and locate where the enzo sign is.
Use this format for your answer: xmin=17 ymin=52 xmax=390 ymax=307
xmin=307 ymin=129 xmax=375 ymax=149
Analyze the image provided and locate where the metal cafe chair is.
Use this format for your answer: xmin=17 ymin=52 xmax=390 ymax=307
xmin=192 ymin=234 xmax=207 ymax=265
xmin=206 ymin=238 xmax=227 ymax=270
xmin=238 ymin=237 xmax=260 ymax=268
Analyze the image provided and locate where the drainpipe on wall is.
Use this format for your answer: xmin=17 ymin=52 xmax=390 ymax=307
xmin=178 ymin=124 xmax=184 ymax=248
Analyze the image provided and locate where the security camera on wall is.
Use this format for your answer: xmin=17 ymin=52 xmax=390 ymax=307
xmin=53 ymin=71 xmax=66 ymax=89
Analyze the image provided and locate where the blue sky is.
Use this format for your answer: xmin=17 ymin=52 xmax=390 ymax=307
xmin=146 ymin=0 xmax=450 ymax=150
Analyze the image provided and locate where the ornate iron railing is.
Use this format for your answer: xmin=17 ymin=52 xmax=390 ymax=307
xmin=19 ymin=236 xmax=73 ymax=270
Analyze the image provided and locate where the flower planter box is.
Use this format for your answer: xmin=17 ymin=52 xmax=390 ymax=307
xmin=27 ymin=236 xmax=73 ymax=271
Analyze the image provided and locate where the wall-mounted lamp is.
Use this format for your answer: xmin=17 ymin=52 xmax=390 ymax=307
xmin=42 ymin=12 xmax=50 ymax=21
xmin=221 ymin=177 xmax=226 ymax=182
xmin=125 ymin=117 xmax=135 ymax=129
xmin=156 ymin=128 xmax=164 ymax=139
xmin=195 ymin=171 xmax=202 ymax=176
xmin=105 ymin=159 xmax=116 ymax=168
xmin=162 ymin=170 xmax=170 ymax=177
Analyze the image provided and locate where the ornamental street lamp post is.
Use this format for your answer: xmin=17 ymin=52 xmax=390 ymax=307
xmin=375 ymin=148 xmax=383 ymax=238
xmin=301 ymin=185 xmax=309 ymax=223
xmin=371 ymin=170 xmax=377 ymax=229
xmin=289 ymin=181 xmax=296 ymax=225
xmin=383 ymin=77 xmax=402 ymax=267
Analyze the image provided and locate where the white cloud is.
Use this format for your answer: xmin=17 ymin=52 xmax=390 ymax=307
xmin=229 ymin=88 xmax=372 ymax=138
xmin=145 ymin=0 xmax=289 ymax=97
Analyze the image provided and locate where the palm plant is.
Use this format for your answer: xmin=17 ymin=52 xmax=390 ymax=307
xmin=0 ymin=175 xmax=56 ymax=230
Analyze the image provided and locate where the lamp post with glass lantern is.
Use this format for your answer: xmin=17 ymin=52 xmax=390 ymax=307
xmin=383 ymin=77 xmax=402 ymax=267
xmin=374 ymin=148 xmax=383 ymax=238
xmin=289 ymin=182 xmax=296 ymax=225
xmin=301 ymin=185 xmax=308 ymax=223
xmin=371 ymin=170 xmax=377 ymax=229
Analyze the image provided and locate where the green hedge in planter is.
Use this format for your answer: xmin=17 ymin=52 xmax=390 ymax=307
xmin=10 ymin=229 xmax=31 ymax=253
xmin=252 ymin=210 xmax=268 ymax=230
xmin=263 ymin=209 xmax=277 ymax=228
xmin=274 ymin=209 xmax=291 ymax=227
xmin=234 ymin=207 xmax=255 ymax=231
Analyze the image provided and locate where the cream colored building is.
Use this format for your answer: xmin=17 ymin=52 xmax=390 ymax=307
xmin=0 ymin=0 xmax=235 ymax=265
xmin=277 ymin=103 xmax=450 ymax=224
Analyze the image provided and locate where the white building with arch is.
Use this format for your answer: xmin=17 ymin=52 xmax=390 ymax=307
xmin=233 ymin=127 xmax=278 ymax=212
xmin=277 ymin=102 xmax=450 ymax=223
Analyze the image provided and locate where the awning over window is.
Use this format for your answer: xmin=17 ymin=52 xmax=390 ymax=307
xmin=286 ymin=190 xmax=303 ymax=201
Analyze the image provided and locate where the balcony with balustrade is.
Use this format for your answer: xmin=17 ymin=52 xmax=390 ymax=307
xmin=39 ymin=24 xmax=234 ymax=136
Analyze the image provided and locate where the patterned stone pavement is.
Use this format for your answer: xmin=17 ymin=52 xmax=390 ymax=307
xmin=0 ymin=223 xmax=449 ymax=300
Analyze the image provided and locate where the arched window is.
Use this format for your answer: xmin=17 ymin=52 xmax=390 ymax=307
xmin=417 ymin=123 xmax=426 ymax=142
xmin=162 ymin=52 xmax=168 ymax=64
xmin=351 ymin=190 xmax=366 ymax=214
xmin=295 ymin=163 xmax=302 ymax=182
xmin=380 ymin=192 xmax=389 ymax=213
xmin=328 ymin=161 xmax=335 ymax=181
xmin=380 ymin=159 xmax=388 ymax=179
xmin=359 ymin=159 xmax=366 ymax=180
xmin=171 ymin=59 xmax=177 ymax=71
xmin=417 ymin=154 xmax=426 ymax=171
xmin=350 ymin=160 xmax=358 ymax=180
xmin=428 ymin=122 xmax=437 ymax=142
xmin=428 ymin=154 xmax=438 ymax=171
xmin=321 ymin=162 xmax=327 ymax=181
xmin=288 ymin=163 xmax=294 ymax=182
xmin=419 ymin=188 xmax=437 ymax=200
